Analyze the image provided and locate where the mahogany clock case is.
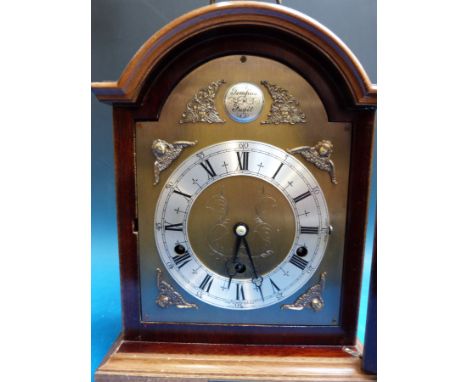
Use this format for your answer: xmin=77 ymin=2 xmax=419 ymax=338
xmin=92 ymin=2 xmax=376 ymax=349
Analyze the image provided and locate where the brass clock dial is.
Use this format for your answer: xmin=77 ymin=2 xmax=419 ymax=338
xmin=154 ymin=140 xmax=330 ymax=310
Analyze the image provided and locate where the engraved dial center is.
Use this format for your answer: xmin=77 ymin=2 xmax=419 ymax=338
xmin=187 ymin=175 xmax=296 ymax=279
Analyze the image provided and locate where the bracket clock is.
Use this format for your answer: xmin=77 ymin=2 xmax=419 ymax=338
xmin=92 ymin=2 xmax=377 ymax=381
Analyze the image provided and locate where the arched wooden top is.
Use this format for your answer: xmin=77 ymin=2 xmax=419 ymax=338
xmin=91 ymin=1 xmax=376 ymax=106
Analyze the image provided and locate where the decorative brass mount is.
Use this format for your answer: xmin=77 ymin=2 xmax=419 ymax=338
xmin=288 ymin=140 xmax=338 ymax=184
xmin=155 ymin=268 xmax=198 ymax=309
xmin=281 ymin=272 xmax=326 ymax=311
xmin=151 ymin=139 xmax=198 ymax=185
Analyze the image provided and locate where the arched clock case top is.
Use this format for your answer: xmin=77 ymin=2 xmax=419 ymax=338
xmin=91 ymin=2 xmax=376 ymax=113
xmin=92 ymin=1 xmax=376 ymax=350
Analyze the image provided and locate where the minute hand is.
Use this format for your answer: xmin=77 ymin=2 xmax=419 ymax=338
xmin=241 ymin=237 xmax=264 ymax=300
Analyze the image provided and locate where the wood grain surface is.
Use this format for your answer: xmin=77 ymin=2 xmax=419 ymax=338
xmin=96 ymin=338 xmax=377 ymax=382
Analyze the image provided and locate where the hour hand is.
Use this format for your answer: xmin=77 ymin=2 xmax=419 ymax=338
xmin=226 ymin=262 xmax=246 ymax=289
xmin=225 ymin=236 xmax=241 ymax=276
xmin=225 ymin=233 xmax=246 ymax=287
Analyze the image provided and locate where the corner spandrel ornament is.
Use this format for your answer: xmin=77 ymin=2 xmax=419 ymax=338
xmin=155 ymin=268 xmax=198 ymax=309
xmin=288 ymin=140 xmax=338 ymax=184
xmin=281 ymin=272 xmax=326 ymax=312
xmin=151 ymin=139 xmax=197 ymax=185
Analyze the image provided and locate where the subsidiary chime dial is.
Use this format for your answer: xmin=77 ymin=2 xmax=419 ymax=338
xmin=155 ymin=140 xmax=330 ymax=310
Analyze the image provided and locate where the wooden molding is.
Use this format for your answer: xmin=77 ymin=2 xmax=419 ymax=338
xmin=91 ymin=1 xmax=376 ymax=106
xmin=95 ymin=339 xmax=377 ymax=382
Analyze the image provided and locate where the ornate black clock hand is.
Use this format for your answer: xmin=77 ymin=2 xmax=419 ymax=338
xmin=226 ymin=223 xmax=248 ymax=289
xmin=241 ymin=236 xmax=264 ymax=301
xmin=226 ymin=235 xmax=241 ymax=289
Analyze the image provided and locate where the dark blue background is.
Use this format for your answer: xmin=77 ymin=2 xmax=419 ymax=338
xmin=91 ymin=1 xmax=376 ymax=380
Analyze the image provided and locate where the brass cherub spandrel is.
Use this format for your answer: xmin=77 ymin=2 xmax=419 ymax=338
xmin=155 ymin=268 xmax=198 ymax=309
xmin=151 ymin=139 xmax=197 ymax=185
xmin=281 ymin=272 xmax=326 ymax=312
xmin=288 ymin=140 xmax=338 ymax=184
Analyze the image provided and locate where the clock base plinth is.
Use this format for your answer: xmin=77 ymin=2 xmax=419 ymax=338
xmin=95 ymin=338 xmax=376 ymax=382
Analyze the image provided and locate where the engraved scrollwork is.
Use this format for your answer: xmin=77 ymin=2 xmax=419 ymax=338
xmin=288 ymin=140 xmax=338 ymax=184
xmin=151 ymin=139 xmax=197 ymax=185
xmin=281 ymin=272 xmax=326 ymax=312
xmin=179 ymin=80 xmax=226 ymax=124
xmin=206 ymin=189 xmax=231 ymax=261
xmin=260 ymin=80 xmax=306 ymax=125
xmin=204 ymin=185 xmax=280 ymax=263
xmin=155 ymin=268 xmax=198 ymax=309
xmin=253 ymin=188 xmax=277 ymax=259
